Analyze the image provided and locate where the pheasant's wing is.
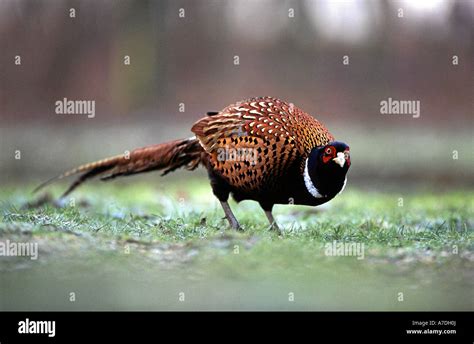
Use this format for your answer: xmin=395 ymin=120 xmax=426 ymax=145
xmin=191 ymin=96 xmax=334 ymax=192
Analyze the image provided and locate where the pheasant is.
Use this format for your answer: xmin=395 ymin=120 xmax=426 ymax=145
xmin=35 ymin=97 xmax=351 ymax=231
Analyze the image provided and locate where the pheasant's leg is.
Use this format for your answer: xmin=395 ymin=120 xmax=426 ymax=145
xmin=264 ymin=210 xmax=281 ymax=232
xmin=219 ymin=200 xmax=241 ymax=230
xmin=259 ymin=202 xmax=280 ymax=232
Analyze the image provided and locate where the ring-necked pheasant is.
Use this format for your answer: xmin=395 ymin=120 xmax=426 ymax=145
xmin=35 ymin=96 xmax=351 ymax=231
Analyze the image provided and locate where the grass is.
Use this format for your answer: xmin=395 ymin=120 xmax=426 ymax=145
xmin=0 ymin=176 xmax=473 ymax=310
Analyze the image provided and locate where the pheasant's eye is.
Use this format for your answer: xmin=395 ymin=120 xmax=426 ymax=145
xmin=325 ymin=147 xmax=333 ymax=155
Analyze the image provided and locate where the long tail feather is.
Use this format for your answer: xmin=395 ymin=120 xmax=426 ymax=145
xmin=32 ymin=155 xmax=121 ymax=194
xmin=34 ymin=137 xmax=202 ymax=197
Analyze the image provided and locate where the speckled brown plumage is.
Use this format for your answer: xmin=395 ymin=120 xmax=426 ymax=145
xmin=191 ymin=96 xmax=334 ymax=195
xmin=36 ymin=96 xmax=350 ymax=232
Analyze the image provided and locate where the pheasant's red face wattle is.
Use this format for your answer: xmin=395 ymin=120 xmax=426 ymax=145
xmin=322 ymin=146 xmax=336 ymax=164
xmin=344 ymin=149 xmax=351 ymax=167
xmin=321 ymin=144 xmax=350 ymax=168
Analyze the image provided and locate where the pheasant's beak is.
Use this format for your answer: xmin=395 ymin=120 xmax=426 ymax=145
xmin=333 ymin=152 xmax=345 ymax=168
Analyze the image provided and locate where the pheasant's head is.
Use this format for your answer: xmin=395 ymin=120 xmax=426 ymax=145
xmin=320 ymin=141 xmax=351 ymax=169
xmin=304 ymin=141 xmax=351 ymax=198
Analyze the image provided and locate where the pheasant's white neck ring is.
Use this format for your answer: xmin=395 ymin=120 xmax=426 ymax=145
xmin=304 ymin=158 xmax=324 ymax=199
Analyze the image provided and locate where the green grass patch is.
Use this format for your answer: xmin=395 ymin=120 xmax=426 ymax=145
xmin=0 ymin=179 xmax=473 ymax=310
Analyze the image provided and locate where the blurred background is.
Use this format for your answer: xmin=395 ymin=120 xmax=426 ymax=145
xmin=0 ymin=0 xmax=472 ymax=188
